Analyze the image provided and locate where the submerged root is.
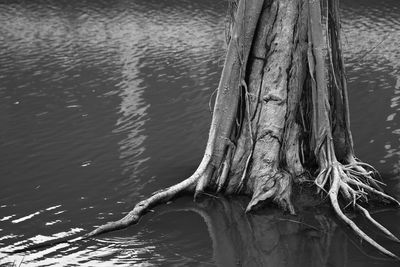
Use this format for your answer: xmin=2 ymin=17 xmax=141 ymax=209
xmin=356 ymin=204 xmax=400 ymax=243
xmin=86 ymin=164 xmax=210 ymax=238
xmin=316 ymin=158 xmax=400 ymax=259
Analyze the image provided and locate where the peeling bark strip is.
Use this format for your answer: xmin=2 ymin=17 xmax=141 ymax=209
xmin=195 ymin=0 xmax=265 ymax=195
xmin=17 ymin=0 xmax=400 ymax=259
xmin=326 ymin=0 xmax=354 ymax=161
xmin=281 ymin=0 xmax=308 ymax=178
xmin=307 ymin=0 xmax=332 ymax=157
xmin=243 ymin=0 xmax=302 ymax=213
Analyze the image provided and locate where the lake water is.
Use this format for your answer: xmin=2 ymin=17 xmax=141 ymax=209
xmin=0 ymin=0 xmax=399 ymax=266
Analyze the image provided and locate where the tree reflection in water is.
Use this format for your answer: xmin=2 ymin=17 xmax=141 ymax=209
xmin=159 ymin=196 xmax=348 ymax=267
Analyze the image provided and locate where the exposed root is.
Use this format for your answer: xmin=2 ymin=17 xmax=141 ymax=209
xmin=356 ymin=204 xmax=400 ymax=243
xmin=344 ymin=156 xmax=385 ymax=191
xmin=86 ymin=164 xmax=208 ymax=237
xmin=194 ymin=166 xmax=215 ymax=200
xmin=330 ymin=186 xmax=399 ymax=260
xmin=346 ymin=179 xmax=400 ymax=206
xmin=315 ymin=147 xmax=400 ymax=259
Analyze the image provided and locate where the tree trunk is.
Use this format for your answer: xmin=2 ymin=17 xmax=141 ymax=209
xmin=80 ymin=0 xmax=400 ymax=259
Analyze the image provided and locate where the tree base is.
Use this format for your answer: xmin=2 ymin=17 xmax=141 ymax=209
xmin=86 ymin=151 xmax=400 ymax=259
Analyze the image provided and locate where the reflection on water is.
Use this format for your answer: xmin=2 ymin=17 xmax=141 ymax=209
xmin=0 ymin=0 xmax=399 ymax=266
xmin=193 ymin=197 xmax=346 ymax=267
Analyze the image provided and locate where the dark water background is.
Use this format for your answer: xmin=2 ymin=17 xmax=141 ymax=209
xmin=0 ymin=0 xmax=399 ymax=266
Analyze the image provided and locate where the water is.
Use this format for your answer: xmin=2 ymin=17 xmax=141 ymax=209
xmin=0 ymin=0 xmax=399 ymax=266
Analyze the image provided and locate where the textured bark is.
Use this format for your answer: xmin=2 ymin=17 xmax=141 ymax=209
xmin=223 ymin=0 xmax=308 ymax=214
xmin=326 ymin=0 xmax=354 ymax=161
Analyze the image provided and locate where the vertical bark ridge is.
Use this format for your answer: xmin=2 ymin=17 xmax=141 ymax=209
xmin=244 ymin=0 xmax=301 ymax=212
xmin=307 ymin=0 xmax=332 ymax=159
xmin=326 ymin=0 xmax=354 ymax=161
xmin=195 ymin=0 xmax=265 ymax=195
xmin=281 ymin=0 xmax=309 ymax=178
xmin=226 ymin=0 xmax=279 ymax=193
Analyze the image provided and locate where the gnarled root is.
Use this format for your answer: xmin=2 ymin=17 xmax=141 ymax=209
xmin=315 ymin=144 xmax=400 ymax=259
xmin=345 ymin=155 xmax=385 ymax=192
xmin=86 ymin=161 xmax=210 ymax=238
